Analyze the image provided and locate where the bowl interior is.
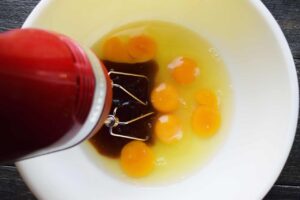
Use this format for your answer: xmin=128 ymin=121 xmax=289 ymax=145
xmin=17 ymin=0 xmax=298 ymax=200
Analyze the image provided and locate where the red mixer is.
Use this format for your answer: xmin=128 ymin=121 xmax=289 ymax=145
xmin=0 ymin=29 xmax=114 ymax=162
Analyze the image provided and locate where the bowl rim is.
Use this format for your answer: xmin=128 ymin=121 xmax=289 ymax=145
xmin=248 ymin=0 xmax=298 ymax=199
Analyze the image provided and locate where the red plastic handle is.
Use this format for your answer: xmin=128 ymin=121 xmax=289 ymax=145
xmin=0 ymin=29 xmax=99 ymax=162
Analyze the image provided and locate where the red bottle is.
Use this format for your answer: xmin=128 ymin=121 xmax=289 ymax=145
xmin=0 ymin=29 xmax=112 ymax=162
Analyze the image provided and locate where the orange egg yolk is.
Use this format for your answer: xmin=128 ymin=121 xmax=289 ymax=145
xmin=102 ymin=37 xmax=131 ymax=63
xmin=168 ymin=57 xmax=199 ymax=84
xmin=151 ymin=83 xmax=179 ymax=113
xmin=155 ymin=114 xmax=182 ymax=144
xmin=196 ymin=89 xmax=219 ymax=109
xmin=127 ymin=35 xmax=157 ymax=62
xmin=120 ymin=141 xmax=154 ymax=177
xmin=192 ymin=106 xmax=221 ymax=137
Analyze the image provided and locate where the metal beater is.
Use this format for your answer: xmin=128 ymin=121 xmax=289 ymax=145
xmin=104 ymin=70 xmax=154 ymax=141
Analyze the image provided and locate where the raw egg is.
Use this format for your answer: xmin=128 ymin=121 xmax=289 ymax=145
xmin=168 ymin=57 xmax=200 ymax=84
xmin=196 ymin=89 xmax=219 ymax=109
xmin=120 ymin=141 xmax=155 ymax=177
xmin=155 ymin=114 xmax=182 ymax=144
xmin=192 ymin=106 xmax=221 ymax=137
xmin=151 ymin=83 xmax=179 ymax=113
xmin=102 ymin=37 xmax=131 ymax=63
xmin=127 ymin=35 xmax=157 ymax=62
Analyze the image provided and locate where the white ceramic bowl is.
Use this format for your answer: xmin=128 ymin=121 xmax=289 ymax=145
xmin=17 ymin=0 xmax=298 ymax=199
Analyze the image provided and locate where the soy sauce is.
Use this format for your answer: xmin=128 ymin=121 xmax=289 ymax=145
xmin=90 ymin=60 xmax=158 ymax=158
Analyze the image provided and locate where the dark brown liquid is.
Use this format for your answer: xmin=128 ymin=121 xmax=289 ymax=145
xmin=90 ymin=60 xmax=158 ymax=158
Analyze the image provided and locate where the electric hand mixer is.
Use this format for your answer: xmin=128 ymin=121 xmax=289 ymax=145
xmin=0 ymin=29 xmax=153 ymax=162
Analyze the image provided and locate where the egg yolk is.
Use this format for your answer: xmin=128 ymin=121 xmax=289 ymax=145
xmin=151 ymin=83 xmax=179 ymax=113
xmin=120 ymin=141 xmax=154 ymax=177
xmin=168 ymin=57 xmax=199 ymax=84
xmin=155 ymin=114 xmax=182 ymax=144
xmin=192 ymin=106 xmax=221 ymax=137
xmin=102 ymin=37 xmax=131 ymax=63
xmin=127 ymin=35 xmax=157 ymax=62
xmin=196 ymin=89 xmax=219 ymax=109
